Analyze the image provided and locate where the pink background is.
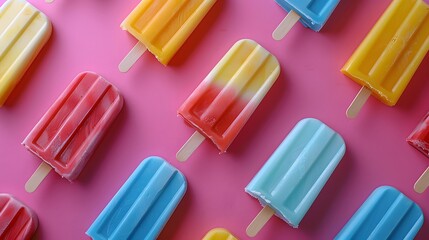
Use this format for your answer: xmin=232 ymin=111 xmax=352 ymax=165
xmin=0 ymin=0 xmax=429 ymax=239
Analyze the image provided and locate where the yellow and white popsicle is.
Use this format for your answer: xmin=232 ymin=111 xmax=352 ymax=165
xmin=0 ymin=0 xmax=51 ymax=107
xmin=177 ymin=39 xmax=280 ymax=161
xmin=343 ymin=0 xmax=429 ymax=118
xmin=119 ymin=0 xmax=216 ymax=72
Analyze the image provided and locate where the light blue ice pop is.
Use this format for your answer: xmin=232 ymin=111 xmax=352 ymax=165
xmin=273 ymin=0 xmax=340 ymax=40
xmin=335 ymin=186 xmax=424 ymax=240
xmin=245 ymin=118 xmax=345 ymax=237
xmin=86 ymin=156 xmax=187 ymax=240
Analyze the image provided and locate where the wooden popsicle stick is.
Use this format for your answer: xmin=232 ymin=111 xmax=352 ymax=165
xmin=45 ymin=0 xmax=54 ymax=3
xmin=346 ymin=86 xmax=372 ymax=119
xmin=246 ymin=206 xmax=275 ymax=237
xmin=118 ymin=42 xmax=147 ymax=73
xmin=414 ymin=167 xmax=429 ymax=193
xmin=25 ymin=162 xmax=52 ymax=193
xmin=176 ymin=131 xmax=205 ymax=162
xmin=272 ymin=10 xmax=301 ymax=41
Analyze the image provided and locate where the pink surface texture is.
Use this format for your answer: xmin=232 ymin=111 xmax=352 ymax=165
xmin=0 ymin=0 xmax=428 ymax=239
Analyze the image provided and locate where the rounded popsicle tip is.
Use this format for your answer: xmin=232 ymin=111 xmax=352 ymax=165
xmin=346 ymin=87 xmax=372 ymax=119
xmin=414 ymin=184 xmax=425 ymax=194
xmin=272 ymin=31 xmax=284 ymax=41
xmin=414 ymin=167 xmax=429 ymax=193
xmin=118 ymin=63 xmax=130 ymax=73
xmin=246 ymin=226 xmax=258 ymax=237
xmin=346 ymin=107 xmax=359 ymax=119
xmin=25 ymin=162 xmax=52 ymax=193
xmin=246 ymin=206 xmax=275 ymax=237
xmin=25 ymin=182 xmax=36 ymax=193
xmin=119 ymin=42 xmax=147 ymax=73
xmin=272 ymin=10 xmax=301 ymax=41
xmin=176 ymin=151 xmax=189 ymax=162
xmin=176 ymin=131 xmax=205 ymax=162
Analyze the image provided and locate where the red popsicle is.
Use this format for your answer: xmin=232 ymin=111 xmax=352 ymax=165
xmin=23 ymin=72 xmax=123 ymax=192
xmin=407 ymin=112 xmax=429 ymax=193
xmin=0 ymin=194 xmax=38 ymax=240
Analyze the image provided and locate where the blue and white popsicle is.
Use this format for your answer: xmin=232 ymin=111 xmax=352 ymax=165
xmin=86 ymin=156 xmax=187 ymax=240
xmin=245 ymin=118 xmax=346 ymax=237
xmin=335 ymin=186 xmax=424 ymax=240
xmin=273 ymin=0 xmax=341 ymax=40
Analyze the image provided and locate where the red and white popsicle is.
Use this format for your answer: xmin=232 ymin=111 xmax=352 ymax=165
xmin=177 ymin=39 xmax=280 ymax=161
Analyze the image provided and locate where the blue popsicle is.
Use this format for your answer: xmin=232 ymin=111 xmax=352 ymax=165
xmin=86 ymin=156 xmax=187 ymax=240
xmin=273 ymin=0 xmax=340 ymax=40
xmin=335 ymin=186 xmax=424 ymax=240
xmin=276 ymin=0 xmax=340 ymax=31
xmin=245 ymin=118 xmax=345 ymax=236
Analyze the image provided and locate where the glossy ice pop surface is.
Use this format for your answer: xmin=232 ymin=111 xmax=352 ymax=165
xmin=246 ymin=118 xmax=345 ymax=227
xmin=121 ymin=0 xmax=216 ymax=65
xmin=0 ymin=194 xmax=38 ymax=240
xmin=178 ymin=39 xmax=280 ymax=153
xmin=22 ymin=72 xmax=123 ymax=181
xmin=274 ymin=0 xmax=340 ymax=31
xmin=0 ymin=0 xmax=51 ymax=107
xmin=407 ymin=112 xmax=429 ymax=157
xmin=87 ymin=157 xmax=187 ymax=240
xmin=335 ymin=186 xmax=423 ymax=239
xmin=342 ymin=0 xmax=429 ymax=106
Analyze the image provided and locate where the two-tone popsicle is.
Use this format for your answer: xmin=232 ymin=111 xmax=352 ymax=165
xmin=272 ymin=0 xmax=340 ymax=40
xmin=343 ymin=0 xmax=429 ymax=118
xmin=177 ymin=39 xmax=280 ymax=162
xmin=407 ymin=112 xmax=429 ymax=193
xmin=335 ymin=186 xmax=423 ymax=239
xmin=245 ymin=118 xmax=345 ymax=237
xmin=119 ymin=0 xmax=217 ymax=72
xmin=87 ymin=157 xmax=187 ymax=240
xmin=0 ymin=0 xmax=51 ymax=107
xmin=23 ymin=72 xmax=123 ymax=192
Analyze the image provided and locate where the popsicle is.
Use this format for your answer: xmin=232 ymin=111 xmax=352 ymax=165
xmin=86 ymin=156 xmax=187 ymax=240
xmin=118 ymin=0 xmax=217 ymax=72
xmin=342 ymin=0 xmax=429 ymax=118
xmin=272 ymin=0 xmax=340 ymax=40
xmin=335 ymin=186 xmax=423 ymax=239
xmin=0 ymin=0 xmax=51 ymax=107
xmin=407 ymin=112 xmax=429 ymax=193
xmin=0 ymin=194 xmax=38 ymax=240
xmin=23 ymin=72 xmax=123 ymax=192
xmin=177 ymin=39 xmax=280 ymax=162
xmin=203 ymin=228 xmax=237 ymax=240
xmin=245 ymin=118 xmax=345 ymax=237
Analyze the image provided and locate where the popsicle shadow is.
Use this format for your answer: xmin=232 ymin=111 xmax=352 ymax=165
xmin=2 ymin=31 xmax=55 ymax=108
xmin=169 ymin=0 xmax=224 ymax=67
xmin=299 ymin=147 xmax=353 ymax=234
xmin=322 ymin=0 xmax=361 ymax=34
xmin=157 ymin=185 xmax=192 ymax=239
xmin=417 ymin=216 xmax=429 ymax=240
xmin=31 ymin=228 xmax=42 ymax=240
xmin=76 ymin=101 xmax=128 ymax=185
xmin=396 ymin=54 xmax=429 ymax=112
xmin=228 ymin=70 xmax=287 ymax=156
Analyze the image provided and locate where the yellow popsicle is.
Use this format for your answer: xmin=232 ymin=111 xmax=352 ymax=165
xmin=120 ymin=0 xmax=216 ymax=67
xmin=342 ymin=0 xmax=429 ymax=117
xmin=0 ymin=0 xmax=52 ymax=107
xmin=202 ymin=228 xmax=237 ymax=240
